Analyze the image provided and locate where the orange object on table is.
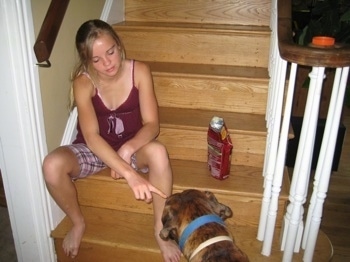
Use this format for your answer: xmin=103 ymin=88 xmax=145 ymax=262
xmin=312 ymin=36 xmax=335 ymax=47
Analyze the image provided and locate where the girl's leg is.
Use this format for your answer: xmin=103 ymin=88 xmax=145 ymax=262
xmin=135 ymin=141 xmax=181 ymax=262
xmin=42 ymin=146 xmax=84 ymax=258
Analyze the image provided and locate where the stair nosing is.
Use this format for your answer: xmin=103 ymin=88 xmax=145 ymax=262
xmin=148 ymin=61 xmax=269 ymax=80
xmin=158 ymin=107 xmax=268 ymax=134
xmin=113 ymin=21 xmax=271 ymax=35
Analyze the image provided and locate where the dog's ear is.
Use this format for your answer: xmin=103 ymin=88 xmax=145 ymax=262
xmin=159 ymin=226 xmax=179 ymax=241
xmin=160 ymin=205 xmax=180 ymax=241
xmin=204 ymin=191 xmax=233 ymax=220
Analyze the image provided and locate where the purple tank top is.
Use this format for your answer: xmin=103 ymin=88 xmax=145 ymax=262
xmin=73 ymin=60 xmax=143 ymax=151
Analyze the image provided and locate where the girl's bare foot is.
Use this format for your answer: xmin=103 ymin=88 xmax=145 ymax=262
xmin=156 ymin=233 xmax=182 ymax=262
xmin=62 ymin=222 xmax=86 ymax=258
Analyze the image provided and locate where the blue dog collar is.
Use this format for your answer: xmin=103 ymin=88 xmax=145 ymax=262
xmin=178 ymin=214 xmax=225 ymax=251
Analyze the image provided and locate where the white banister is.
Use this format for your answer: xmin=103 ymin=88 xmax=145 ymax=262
xmin=259 ymin=0 xmax=349 ymax=260
xmin=61 ymin=107 xmax=78 ymax=145
xmin=258 ymin=0 xmax=278 ymax=242
xmin=281 ymin=66 xmax=325 ymax=261
xmin=302 ymin=66 xmax=349 ymax=261
xmin=266 ymin=0 xmax=277 ymax=126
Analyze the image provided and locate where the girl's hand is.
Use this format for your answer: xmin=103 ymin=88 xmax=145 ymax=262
xmin=110 ymin=169 xmax=124 ymax=179
xmin=117 ymin=143 xmax=134 ymax=164
xmin=111 ymin=144 xmax=134 ymax=179
xmin=126 ymin=173 xmax=167 ymax=203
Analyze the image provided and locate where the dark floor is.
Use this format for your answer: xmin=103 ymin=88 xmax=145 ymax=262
xmin=0 ymin=206 xmax=17 ymax=262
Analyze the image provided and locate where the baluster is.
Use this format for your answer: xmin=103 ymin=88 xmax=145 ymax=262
xmin=60 ymin=107 xmax=78 ymax=145
xmin=281 ymin=67 xmax=325 ymax=261
xmin=258 ymin=55 xmax=287 ymax=241
xmin=302 ymin=67 xmax=343 ymax=249
xmin=262 ymin=0 xmax=278 ymax=188
xmin=266 ymin=1 xmax=278 ymax=126
xmin=263 ymin=36 xmax=278 ymax=178
xmin=261 ymin=63 xmax=297 ymax=256
xmin=258 ymin=2 xmax=279 ymax=242
xmin=303 ymin=67 xmax=349 ymax=261
xmin=266 ymin=36 xmax=277 ymax=125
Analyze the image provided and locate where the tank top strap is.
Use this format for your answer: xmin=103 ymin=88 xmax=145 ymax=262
xmin=81 ymin=71 xmax=91 ymax=81
xmin=81 ymin=71 xmax=100 ymax=97
xmin=131 ymin=60 xmax=135 ymax=87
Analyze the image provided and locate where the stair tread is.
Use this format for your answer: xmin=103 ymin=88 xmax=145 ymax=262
xmin=83 ymin=159 xmax=289 ymax=199
xmin=149 ymin=61 xmax=269 ymax=79
xmin=113 ymin=21 xmax=271 ymax=34
xmin=172 ymin=160 xmax=290 ymax=198
xmin=52 ymin=207 xmax=157 ymax=251
xmin=124 ymin=0 xmax=271 ymax=27
xmin=52 ymin=206 xmax=332 ymax=262
xmin=113 ymin=21 xmax=271 ymax=68
xmin=159 ymin=107 xmax=267 ymax=134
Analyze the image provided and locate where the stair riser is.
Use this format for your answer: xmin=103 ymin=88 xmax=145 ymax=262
xmin=114 ymin=28 xmax=270 ymax=67
xmin=76 ymin=179 xmax=154 ymax=215
xmin=213 ymin=193 xmax=285 ymax=228
xmin=75 ymin=180 xmax=284 ymax=227
xmin=153 ymin=75 xmax=269 ymax=114
xmin=158 ymin=127 xmax=265 ymax=167
xmin=54 ymin=239 xmax=166 ymax=262
xmin=125 ymin=0 xmax=271 ymax=27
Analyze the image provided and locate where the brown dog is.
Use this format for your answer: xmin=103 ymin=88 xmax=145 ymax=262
xmin=160 ymin=189 xmax=249 ymax=262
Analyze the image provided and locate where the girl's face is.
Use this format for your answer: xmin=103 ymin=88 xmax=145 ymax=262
xmin=91 ymin=33 xmax=122 ymax=78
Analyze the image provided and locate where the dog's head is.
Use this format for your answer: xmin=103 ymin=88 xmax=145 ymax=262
xmin=159 ymin=189 xmax=232 ymax=242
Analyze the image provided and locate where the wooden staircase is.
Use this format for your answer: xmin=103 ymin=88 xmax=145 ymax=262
xmin=52 ymin=0 xmax=332 ymax=261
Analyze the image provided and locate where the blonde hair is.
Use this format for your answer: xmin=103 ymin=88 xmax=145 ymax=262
xmin=69 ymin=19 xmax=126 ymax=110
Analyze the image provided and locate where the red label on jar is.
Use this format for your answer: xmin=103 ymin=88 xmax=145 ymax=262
xmin=207 ymin=117 xmax=233 ymax=180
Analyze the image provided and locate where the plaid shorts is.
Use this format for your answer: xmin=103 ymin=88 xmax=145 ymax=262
xmin=67 ymin=143 xmax=148 ymax=179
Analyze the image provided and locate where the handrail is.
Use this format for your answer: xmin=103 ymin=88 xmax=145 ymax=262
xmin=278 ymin=0 xmax=350 ymax=68
xmin=33 ymin=0 xmax=70 ymax=68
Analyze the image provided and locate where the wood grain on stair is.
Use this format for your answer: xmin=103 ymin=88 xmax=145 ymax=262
xmin=113 ymin=22 xmax=271 ymax=68
xmin=75 ymin=159 xmax=289 ymax=228
xmin=158 ymin=107 xmax=268 ymax=167
xmin=52 ymin=206 xmax=332 ymax=262
xmin=125 ymin=0 xmax=271 ymax=27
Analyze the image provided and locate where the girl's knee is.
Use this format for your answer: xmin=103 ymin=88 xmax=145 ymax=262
xmin=43 ymin=155 xmax=60 ymax=184
xmin=148 ymin=142 xmax=169 ymax=162
xmin=42 ymin=147 xmax=78 ymax=184
xmin=144 ymin=142 xmax=171 ymax=172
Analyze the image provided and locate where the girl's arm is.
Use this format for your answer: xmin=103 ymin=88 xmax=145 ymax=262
xmin=117 ymin=61 xmax=160 ymax=161
xmin=73 ymin=74 xmax=125 ymax=170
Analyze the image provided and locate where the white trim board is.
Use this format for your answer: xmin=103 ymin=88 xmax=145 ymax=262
xmin=0 ymin=1 xmax=122 ymax=261
xmin=103 ymin=0 xmax=124 ymax=24
xmin=0 ymin=0 xmax=55 ymax=261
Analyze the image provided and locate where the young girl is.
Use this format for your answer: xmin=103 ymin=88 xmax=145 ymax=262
xmin=42 ymin=19 xmax=181 ymax=262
